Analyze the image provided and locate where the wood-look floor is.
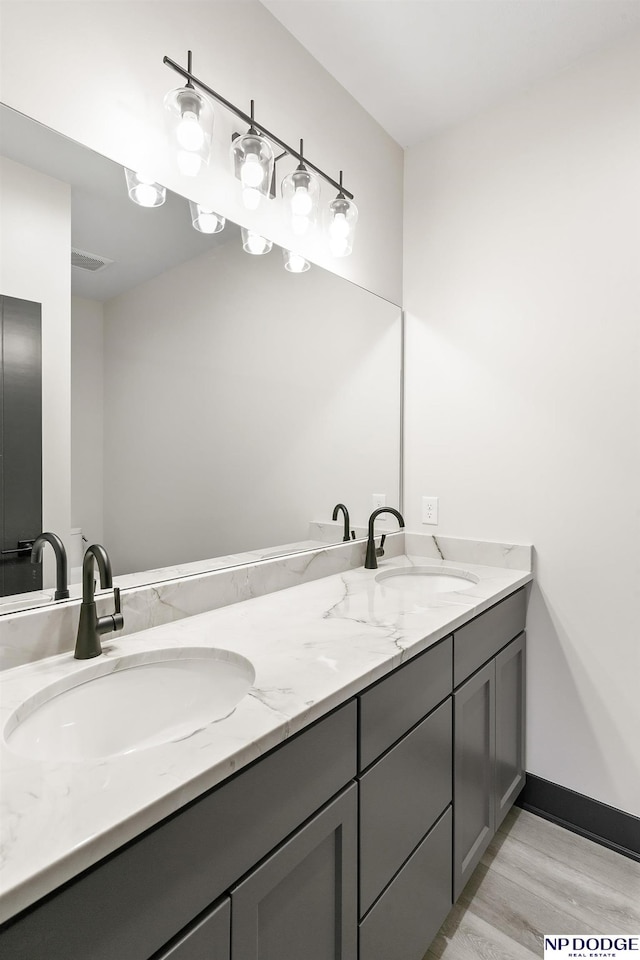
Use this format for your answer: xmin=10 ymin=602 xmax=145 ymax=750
xmin=425 ymin=808 xmax=640 ymax=960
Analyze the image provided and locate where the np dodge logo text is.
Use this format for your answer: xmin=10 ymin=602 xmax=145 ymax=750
xmin=545 ymin=938 xmax=640 ymax=952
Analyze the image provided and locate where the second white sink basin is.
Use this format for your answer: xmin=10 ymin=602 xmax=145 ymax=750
xmin=4 ymin=647 xmax=255 ymax=762
xmin=375 ymin=566 xmax=479 ymax=595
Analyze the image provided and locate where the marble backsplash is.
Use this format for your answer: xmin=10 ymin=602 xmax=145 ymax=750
xmin=0 ymin=531 xmax=532 ymax=671
xmin=0 ymin=533 xmax=405 ymax=671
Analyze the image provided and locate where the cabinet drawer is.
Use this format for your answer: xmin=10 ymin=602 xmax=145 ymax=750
xmin=359 ymin=698 xmax=452 ymax=916
xmin=0 ymin=702 xmax=357 ymax=960
xmin=359 ymin=636 xmax=452 ymax=769
xmin=454 ymin=588 xmax=526 ymax=687
xmin=156 ymin=897 xmax=230 ymax=960
xmin=359 ymin=807 xmax=452 ymax=960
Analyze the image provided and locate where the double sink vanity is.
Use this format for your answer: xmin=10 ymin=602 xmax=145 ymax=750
xmin=0 ymin=541 xmax=532 ymax=960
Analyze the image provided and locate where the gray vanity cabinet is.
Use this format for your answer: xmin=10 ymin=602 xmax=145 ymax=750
xmin=453 ymin=591 xmax=527 ymax=900
xmin=155 ymin=898 xmax=230 ymax=960
xmin=452 ymin=658 xmax=496 ymax=898
xmin=231 ymin=784 xmax=357 ymax=960
xmin=358 ymin=636 xmax=454 ymax=960
xmin=495 ymin=632 xmax=526 ymax=827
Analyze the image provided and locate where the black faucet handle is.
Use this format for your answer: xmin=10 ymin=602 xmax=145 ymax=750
xmin=108 ymin=587 xmax=124 ymax=633
xmin=351 ymin=530 xmax=356 ymax=540
xmin=376 ymin=534 xmax=387 ymax=558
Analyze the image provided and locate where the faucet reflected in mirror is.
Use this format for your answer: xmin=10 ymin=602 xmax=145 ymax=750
xmin=75 ymin=545 xmax=124 ymax=660
xmin=364 ymin=508 xmax=405 ymax=569
xmin=332 ymin=503 xmax=356 ymax=542
xmin=30 ymin=533 xmax=69 ymax=600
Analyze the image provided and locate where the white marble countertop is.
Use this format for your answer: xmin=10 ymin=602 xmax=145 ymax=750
xmin=0 ymin=553 xmax=531 ymax=924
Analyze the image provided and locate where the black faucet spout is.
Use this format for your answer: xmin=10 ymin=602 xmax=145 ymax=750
xmin=332 ymin=503 xmax=354 ymax=542
xmin=30 ymin=532 xmax=69 ymax=600
xmin=365 ymin=507 xmax=405 ymax=569
xmin=75 ymin=544 xmax=123 ymax=660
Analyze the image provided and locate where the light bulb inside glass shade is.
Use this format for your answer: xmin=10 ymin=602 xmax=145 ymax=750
xmin=291 ymin=186 xmax=313 ymax=217
xmin=164 ymin=87 xmax=213 ymax=170
xmin=125 ymin=169 xmax=166 ymax=208
xmin=242 ymin=186 xmax=262 ymax=211
xmin=190 ymin=201 xmax=225 ymax=234
xmin=177 ymin=151 xmax=202 ymax=177
xmin=241 ymin=228 xmax=273 ymax=255
xmin=326 ymin=196 xmax=358 ymax=257
xmin=329 ymin=212 xmax=350 ymax=240
xmin=241 ymin=153 xmax=265 ymax=188
xmin=176 ymin=111 xmax=205 ymax=152
xmin=283 ymin=249 xmax=310 ymax=273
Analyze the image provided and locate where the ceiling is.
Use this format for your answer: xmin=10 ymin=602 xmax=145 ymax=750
xmin=262 ymin=0 xmax=640 ymax=146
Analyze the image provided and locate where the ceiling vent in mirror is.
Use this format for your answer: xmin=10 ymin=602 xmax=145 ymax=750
xmin=71 ymin=248 xmax=113 ymax=272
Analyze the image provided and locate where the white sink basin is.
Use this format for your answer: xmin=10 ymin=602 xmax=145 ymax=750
xmin=375 ymin=566 xmax=479 ymax=595
xmin=4 ymin=647 xmax=255 ymax=762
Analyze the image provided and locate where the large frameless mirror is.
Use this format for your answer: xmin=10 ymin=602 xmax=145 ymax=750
xmin=0 ymin=103 xmax=402 ymax=613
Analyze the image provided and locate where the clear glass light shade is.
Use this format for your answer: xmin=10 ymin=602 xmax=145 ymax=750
xmin=282 ymin=249 xmax=310 ymax=273
xmin=241 ymin=227 xmax=273 ymax=255
xmin=281 ymin=167 xmax=320 ymax=236
xmin=327 ymin=196 xmax=358 ymax=257
xmin=189 ymin=201 xmax=225 ymax=234
xmin=164 ymin=86 xmax=214 ymax=177
xmin=124 ymin=169 xmax=166 ymax=208
xmin=231 ymin=132 xmax=274 ymax=210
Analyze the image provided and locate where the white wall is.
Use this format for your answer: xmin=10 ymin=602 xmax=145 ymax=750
xmin=404 ymin=34 xmax=640 ymax=817
xmin=70 ymin=297 xmax=104 ymax=551
xmin=102 ymin=239 xmax=400 ymax=574
xmin=0 ymin=158 xmax=71 ymax=586
xmin=0 ymin=1 xmax=403 ymax=304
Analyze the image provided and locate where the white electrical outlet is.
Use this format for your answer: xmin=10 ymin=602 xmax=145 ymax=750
xmin=422 ymin=496 xmax=439 ymax=525
xmin=372 ymin=493 xmax=386 ymax=511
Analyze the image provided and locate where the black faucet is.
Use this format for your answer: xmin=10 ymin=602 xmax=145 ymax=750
xmin=332 ymin=503 xmax=355 ymax=542
xmin=30 ymin=532 xmax=69 ymax=600
xmin=365 ymin=507 xmax=405 ymax=569
xmin=75 ymin=544 xmax=124 ymax=659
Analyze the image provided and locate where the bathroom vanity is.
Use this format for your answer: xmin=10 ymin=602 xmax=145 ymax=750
xmin=0 ymin=553 xmax=530 ymax=960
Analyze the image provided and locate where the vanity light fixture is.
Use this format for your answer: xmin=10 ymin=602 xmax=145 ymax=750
xmin=281 ymin=140 xmax=320 ymax=236
xmin=327 ymin=172 xmax=358 ymax=258
xmin=230 ymin=102 xmax=275 ymax=211
xmin=124 ymin=169 xmax=166 ymax=208
xmin=189 ymin=200 xmax=225 ymax=234
xmin=164 ymin=51 xmax=214 ymax=177
xmin=282 ymin=249 xmax=310 ymax=273
xmin=241 ymin=227 xmax=273 ymax=255
xmin=162 ymin=51 xmax=358 ymax=255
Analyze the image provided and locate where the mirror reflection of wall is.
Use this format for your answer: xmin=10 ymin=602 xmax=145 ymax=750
xmin=0 ymin=103 xmax=402 ymax=606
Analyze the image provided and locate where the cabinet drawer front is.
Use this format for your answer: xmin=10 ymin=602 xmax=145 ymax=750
xmin=359 ymin=807 xmax=452 ymax=960
xmin=231 ymin=784 xmax=357 ymax=960
xmin=359 ymin=698 xmax=452 ymax=916
xmin=454 ymin=588 xmax=526 ymax=687
xmin=156 ymin=897 xmax=230 ymax=960
xmin=359 ymin=636 xmax=452 ymax=769
xmin=0 ymin=702 xmax=357 ymax=960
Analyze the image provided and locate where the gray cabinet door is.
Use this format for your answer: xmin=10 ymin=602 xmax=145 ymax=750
xmin=453 ymin=659 xmax=495 ymax=900
xmin=495 ymin=632 xmax=526 ymax=828
xmin=231 ymin=784 xmax=357 ymax=960
xmin=156 ymin=897 xmax=230 ymax=960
